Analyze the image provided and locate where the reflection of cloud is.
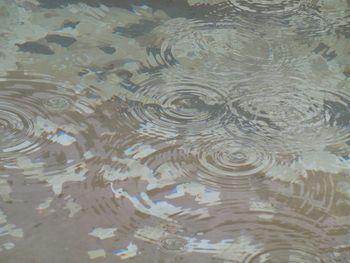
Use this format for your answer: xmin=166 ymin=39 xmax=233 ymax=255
xmin=111 ymin=185 xmax=210 ymax=221
xmin=165 ymin=182 xmax=221 ymax=206
xmin=267 ymin=149 xmax=350 ymax=183
xmin=135 ymin=225 xmax=262 ymax=261
xmin=89 ymin=227 xmax=117 ymax=240
xmin=0 ymin=178 xmax=12 ymax=202
xmin=102 ymin=157 xmax=180 ymax=191
xmin=16 ymin=157 xmax=88 ymax=195
xmin=0 ymin=207 xmax=24 ymax=253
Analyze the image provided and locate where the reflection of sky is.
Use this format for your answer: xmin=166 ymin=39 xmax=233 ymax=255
xmin=0 ymin=0 xmax=350 ymax=262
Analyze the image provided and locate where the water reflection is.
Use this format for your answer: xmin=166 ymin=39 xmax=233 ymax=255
xmin=226 ymin=82 xmax=350 ymax=153
xmin=0 ymin=0 xmax=350 ymax=262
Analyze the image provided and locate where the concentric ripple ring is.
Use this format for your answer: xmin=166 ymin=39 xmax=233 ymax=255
xmin=225 ymin=82 xmax=350 ymax=153
xmin=246 ymin=248 xmax=325 ymax=263
xmin=180 ymin=138 xmax=275 ymax=190
xmin=129 ymin=76 xmax=231 ymax=137
xmin=228 ymin=0 xmax=313 ymax=15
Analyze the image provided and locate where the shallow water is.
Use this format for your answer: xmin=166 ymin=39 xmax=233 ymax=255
xmin=0 ymin=0 xmax=349 ymax=262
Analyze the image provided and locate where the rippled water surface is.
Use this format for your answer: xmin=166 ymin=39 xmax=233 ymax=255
xmin=0 ymin=0 xmax=350 ymax=262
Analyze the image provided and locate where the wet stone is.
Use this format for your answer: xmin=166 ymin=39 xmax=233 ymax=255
xmin=16 ymin=41 xmax=54 ymax=55
xmin=98 ymin=46 xmax=116 ymax=54
xmin=45 ymin=34 xmax=77 ymax=48
xmin=342 ymin=65 xmax=350 ymax=77
xmin=113 ymin=20 xmax=158 ymax=38
xmin=336 ymin=24 xmax=350 ymax=38
xmin=62 ymin=20 xmax=80 ymax=29
xmin=77 ymin=69 xmax=89 ymax=76
xmin=116 ymin=69 xmax=133 ymax=80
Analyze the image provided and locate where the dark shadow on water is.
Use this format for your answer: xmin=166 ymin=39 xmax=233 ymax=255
xmin=37 ymin=0 xmax=191 ymax=17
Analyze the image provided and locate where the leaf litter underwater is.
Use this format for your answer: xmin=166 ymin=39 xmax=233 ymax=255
xmin=0 ymin=0 xmax=350 ymax=262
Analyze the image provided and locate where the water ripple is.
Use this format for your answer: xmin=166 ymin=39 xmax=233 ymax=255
xmin=142 ymin=15 xmax=335 ymax=92
xmin=0 ymin=72 xmax=76 ymax=162
xmin=146 ymin=18 xmax=274 ymax=81
xmin=0 ymin=103 xmax=38 ymax=157
xmin=207 ymin=1 xmax=334 ymax=38
xmin=247 ymin=248 xmax=325 ymax=262
xmin=0 ymin=71 xmax=103 ymax=195
xmin=127 ymin=73 xmax=230 ymax=138
xmin=183 ymin=138 xmax=275 ymax=190
xmin=228 ymin=0 xmax=309 ymax=14
xmin=224 ymin=81 xmax=350 ymax=154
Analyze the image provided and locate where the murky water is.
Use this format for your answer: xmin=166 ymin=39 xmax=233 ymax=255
xmin=0 ymin=0 xmax=349 ymax=262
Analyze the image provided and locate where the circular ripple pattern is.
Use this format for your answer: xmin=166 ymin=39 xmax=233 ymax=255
xmin=0 ymin=72 xmax=103 ymax=192
xmin=181 ymin=138 xmax=275 ymax=190
xmin=203 ymin=181 xmax=337 ymax=262
xmin=147 ymin=19 xmax=274 ymax=82
xmin=129 ymin=74 xmax=231 ymax=137
xmin=247 ymin=248 xmax=324 ymax=262
xmin=228 ymin=0 xmax=311 ymax=14
xmin=225 ymin=82 xmax=350 ymax=153
xmin=145 ymin=16 xmax=330 ymax=90
xmin=2 ymin=2 xmax=349 ymax=262
xmin=206 ymin=3 xmax=331 ymax=38
xmin=0 ymin=103 xmax=37 ymax=155
xmin=0 ymin=76 xmax=73 ymax=159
